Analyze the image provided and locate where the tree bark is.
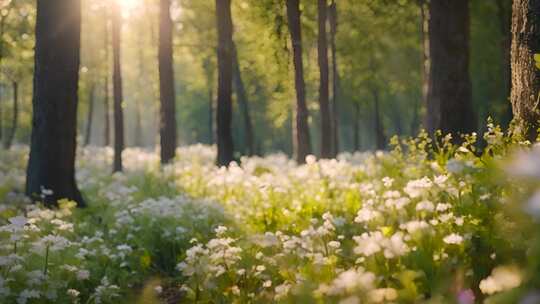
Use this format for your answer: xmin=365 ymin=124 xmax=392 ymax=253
xmin=329 ymin=0 xmax=340 ymax=156
xmin=425 ymin=0 xmax=475 ymax=138
xmin=112 ymin=1 xmax=124 ymax=172
xmin=215 ymin=0 xmax=234 ymax=166
xmin=26 ymin=0 xmax=84 ymax=207
xmin=510 ymin=0 xmax=540 ymax=140
xmin=232 ymin=44 xmax=255 ymax=156
xmin=103 ymin=17 xmax=111 ymax=147
xmin=4 ymin=81 xmax=18 ymax=149
xmin=84 ymin=83 xmax=95 ymax=146
xmin=318 ymin=0 xmax=332 ymax=158
xmin=286 ymin=0 xmax=312 ymax=163
xmin=159 ymin=0 xmax=177 ymax=163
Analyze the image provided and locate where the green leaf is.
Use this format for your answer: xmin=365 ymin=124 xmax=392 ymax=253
xmin=534 ymin=54 xmax=540 ymax=69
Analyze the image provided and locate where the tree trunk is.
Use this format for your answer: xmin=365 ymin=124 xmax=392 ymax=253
xmin=0 ymin=15 xmax=6 ymax=144
xmin=134 ymin=26 xmax=145 ymax=147
xmin=373 ymin=88 xmax=386 ymax=150
xmin=510 ymin=0 xmax=540 ymax=140
xmin=318 ymin=0 xmax=332 ymax=158
xmin=353 ymin=102 xmax=360 ymax=151
xmin=112 ymin=1 xmax=124 ymax=172
xmin=26 ymin=0 xmax=84 ymax=207
xmin=419 ymin=0 xmax=430 ymax=129
xmin=425 ymin=0 xmax=475 ymax=138
xmin=84 ymin=83 xmax=95 ymax=146
xmin=215 ymin=0 xmax=234 ymax=166
xmin=4 ymin=81 xmax=18 ymax=149
xmin=232 ymin=44 xmax=255 ymax=156
xmin=286 ymin=0 xmax=312 ymax=163
xmin=103 ymin=17 xmax=111 ymax=147
xmin=496 ymin=0 xmax=513 ymax=125
xmin=329 ymin=0 xmax=340 ymax=156
xmin=159 ymin=0 xmax=177 ymax=163
xmin=203 ymin=57 xmax=215 ymax=145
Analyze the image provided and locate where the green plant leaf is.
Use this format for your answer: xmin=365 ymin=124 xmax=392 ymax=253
xmin=534 ymin=54 xmax=540 ymax=69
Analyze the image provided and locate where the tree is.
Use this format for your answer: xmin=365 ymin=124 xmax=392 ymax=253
xmin=232 ymin=44 xmax=255 ymax=156
xmin=159 ymin=0 xmax=178 ymax=163
xmin=318 ymin=0 xmax=332 ymax=158
xmin=84 ymin=83 xmax=95 ymax=146
xmin=425 ymin=0 xmax=475 ymax=138
xmin=510 ymin=0 xmax=540 ymax=139
xmin=103 ymin=16 xmax=111 ymax=147
xmin=329 ymin=0 xmax=340 ymax=155
xmin=3 ymin=81 xmax=18 ymax=149
xmin=112 ymin=0 xmax=124 ymax=172
xmin=26 ymin=0 xmax=84 ymax=206
xmin=286 ymin=0 xmax=311 ymax=163
xmin=215 ymin=0 xmax=234 ymax=166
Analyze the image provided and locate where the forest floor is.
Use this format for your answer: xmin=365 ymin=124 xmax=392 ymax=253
xmin=1 ymin=128 xmax=540 ymax=303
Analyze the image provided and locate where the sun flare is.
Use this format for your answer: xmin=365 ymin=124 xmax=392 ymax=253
xmin=118 ymin=0 xmax=141 ymax=12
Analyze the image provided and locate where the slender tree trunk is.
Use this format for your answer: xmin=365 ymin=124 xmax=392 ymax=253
xmin=496 ymin=0 xmax=513 ymax=125
xmin=103 ymin=16 xmax=111 ymax=147
xmin=372 ymin=88 xmax=386 ymax=150
xmin=318 ymin=0 xmax=332 ymax=158
xmin=209 ymin=87 xmax=214 ymax=144
xmin=4 ymin=81 xmax=18 ymax=149
xmin=112 ymin=1 xmax=124 ymax=172
xmin=0 ymin=15 xmax=6 ymax=144
xmin=232 ymin=44 xmax=255 ymax=156
xmin=84 ymin=83 xmax=95 ymax=146
xmin=134 ymin=26 xmax=145 ymax=147
xmin=203 ymin=57 xmax=215 ymax=145
xmin=353 ymin=102 xmax=360 ymax=151
xmin=286 ymin=0 xmax=312 ymax=163
xmin=26 ymin=0 xmax=84 ymax=207
xmin=215 ymin=0 xmax=234 ymax=166
xmin=510 ymin=0 xmax=540 ymax=140
xmin=159 ymin=0 xmax=177 ymax=163
xmin=425 ymin=0 xmax=475 ymax=138
xmin=419 ymin=0 xmax=430 ymax=129
xmin=329 ymin=0 xmax=340 ymax=156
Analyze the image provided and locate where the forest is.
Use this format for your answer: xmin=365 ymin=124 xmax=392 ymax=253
xmin=0 ymin=0 xmax=540 ymax=303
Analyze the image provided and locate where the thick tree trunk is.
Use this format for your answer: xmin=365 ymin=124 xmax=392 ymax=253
xmin=4 ymin=81 xmax=18 ymax=149
xmin=425 ymin=0 xmax=475 ymax=138
xmin=215 ymin=0 xmax=234 ymax=166
xmin=159 ymin=0 xmax=177 ymax=163
xmin=329 ymin=0 xmax=340 ymax=156
xmin=26 ymin=0 xmax=84 ymax=207
xmin=112 ymin=1 xmax=124 ymax=172
xmin=232 ymin=44 xmax=255 ymax=156
xmin=373 ymin=89 xmax=386 ymax=150
xmin=318 ymin=0 xmax=332 ymax=158
xmin=286 ymin=0 xmax=312 ymax=163
xmin=353 ymin=102 xmax=360 ymax=151
xmin=510 ymin=0 xmax=540 ymax=140
xmin=103 ymin=18 xmax=111 ymax=147
xmin=84 ymin=83 xmax=95 ymax=146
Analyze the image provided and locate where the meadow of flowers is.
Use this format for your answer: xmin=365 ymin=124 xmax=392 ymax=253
xmin=2 ymin=122 xmax=540 ymax=303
